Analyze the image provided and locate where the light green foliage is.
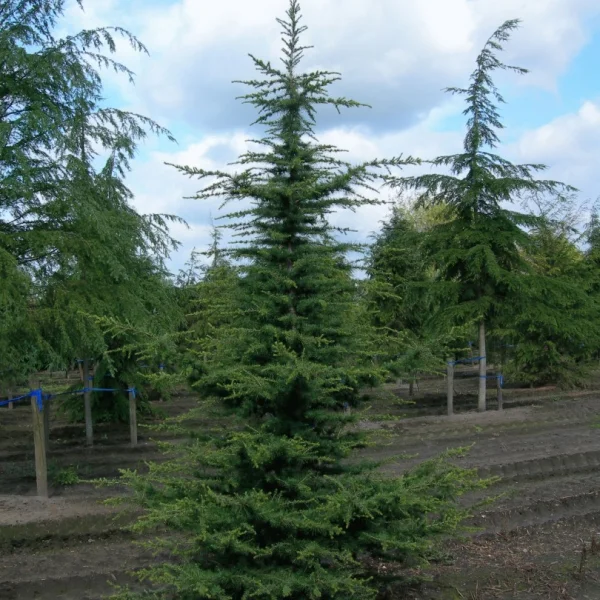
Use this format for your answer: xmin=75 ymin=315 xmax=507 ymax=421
xmin=177 ymin=227 xmax=242 ymax=389
xmin=115 ymin=436 xmax=485 ymax=600
xmin=110 ymin=3 xmax=486 ymax=598
xmin=366 ymin=199 xmax=469 ymax=381
xmin=503 ymin=199 xmax=600 ymax=385
xmin=49 ymin=464 xmax=80 ymax=487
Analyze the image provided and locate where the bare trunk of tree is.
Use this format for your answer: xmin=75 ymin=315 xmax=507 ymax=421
xmin=478 ymin=320 xmax=486 ymax=412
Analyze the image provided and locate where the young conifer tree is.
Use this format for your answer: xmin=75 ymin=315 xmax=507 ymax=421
xmin=365 ymin=200 xmax=467 ymax=388
xmin=505 ymin=215 xmax=599 ymax=385
xmin=111 ymin=3 xmax=484 ymax=598
xmin=386 ymin=20 xmax=574 ymax=410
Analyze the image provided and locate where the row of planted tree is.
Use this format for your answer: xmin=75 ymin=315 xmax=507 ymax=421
xmin=3 ymin=0 xmax=599 ymax=597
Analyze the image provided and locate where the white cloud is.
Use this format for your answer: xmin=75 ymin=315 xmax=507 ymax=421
xmin=468 ymin=0 xmax=599 ymax=90
xmin=59 ymin=0 xmax=600 ymax=270
xmin=64 ymin=0 xmax=600 ymax=132
xmin=512 ymin=100 xmax=600 ymax=197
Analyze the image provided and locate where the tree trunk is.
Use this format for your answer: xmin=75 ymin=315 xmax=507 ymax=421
xmin=478 ymin=321 xmax=486 ymax=412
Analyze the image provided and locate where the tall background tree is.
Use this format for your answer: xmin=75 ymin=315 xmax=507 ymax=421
xmin=0 ymin=0 xmax=182 ymax=416
xmin=386 ymin=20 xmax=574 ymax=409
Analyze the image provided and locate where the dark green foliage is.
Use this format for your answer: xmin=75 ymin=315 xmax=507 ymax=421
xmin=0 ymin=251 xmax=39 ymax=387
xmin=0 ymin=0 xmax=174 ymax=279
xmin=0 ymin=0 xmax=183 ymax=413
xmin=487 ymin=195 xmax=600 ymax=386
xmin=110 ymin=3 xmax=486 ymax=598
xmin=168 ymin=2 xmax=417 ymax=427
xmin=57 ymin=353 xmax=155 ymax=424
xmin=386 ymin=19 xmax=572 ymax=323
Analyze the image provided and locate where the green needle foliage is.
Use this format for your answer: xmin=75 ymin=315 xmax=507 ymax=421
xmin=502 ymin=201 xmax=600 ymax=385
xmin=386 ymin=20 xmax=574 ymax=407
xmin=179 ymin=230 xmax=241 ymax=388
xmin=111 ymin=3 xmax=485 ymax=599
xmin=1 ymin=0 xmax=173 ymax=275
xmin=366 ymin=199 xmax=468 ymax=386
xmin=169 ymin=2 xmax=418 ymax=423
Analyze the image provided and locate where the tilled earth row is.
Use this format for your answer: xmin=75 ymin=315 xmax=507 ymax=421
xmin=1 ymin=386 xmax=600 ymax=599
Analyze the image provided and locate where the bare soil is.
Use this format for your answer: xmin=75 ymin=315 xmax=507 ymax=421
xmin=1 ymin=369 xmax=600 ymax=599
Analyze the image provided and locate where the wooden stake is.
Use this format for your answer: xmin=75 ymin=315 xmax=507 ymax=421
xmin=31 ymin=393 xmax=48 ymax=498
xmin=8 ymin=386 xmax=13 ymax=410
xmin=41 ymin=381 xmax=50 ymax=448
xmin=129 ymin=387 xmax=138 ymax=447
xmin=497 ymin=373 xmax=503 ymax=411
xmin=83 ymin=359 xmax=93 ymax=447
xmin=447 ymin=359 xmax=454 ymax=416
xmin=478 ymin=321 xmax=487 ymax=412
xmin=579 ymin=544 xmax=587 ymax=574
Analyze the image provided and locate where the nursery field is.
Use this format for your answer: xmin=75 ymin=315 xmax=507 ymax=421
xmin=2 ymin=369 xmax=600 ymax=599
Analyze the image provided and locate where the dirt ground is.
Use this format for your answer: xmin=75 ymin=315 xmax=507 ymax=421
xmin=2 ymin=370 xmax=600 ymax=599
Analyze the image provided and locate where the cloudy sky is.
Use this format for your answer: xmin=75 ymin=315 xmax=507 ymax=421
xmin=63 ymin=0 xmax=600 ymax=273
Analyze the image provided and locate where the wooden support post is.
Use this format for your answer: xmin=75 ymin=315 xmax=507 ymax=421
xmin=497 ymin=373 xmax=503 ymax=411
xmin=43 ymin=393 xmax=50 ymax=447
xmin=29 ymin=375 xmax=49 ymax=448
xmin=83 ymin=359 xmax=93 ymax=447
xmin=31 ymin=393 xmax=48 ymax=498
xmin=129 ymin=388 xmax=137 ymax=447
xmin=7 ymin=387 xmax=13 ymax=410
xmin=478 ymin=321 xmax=487 ymax=413
xmin=447 ymin=359 xmax=454 ymax=416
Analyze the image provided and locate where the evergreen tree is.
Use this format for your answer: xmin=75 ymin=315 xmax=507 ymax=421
xmin=111 ymin=3 xmax=484 ymax=598
xmin=0 ymin=0 xmax=173 ymax=275
xmin=0 ymin=0 xmax=181 ymax=403
xmin=386 ymin=20 xmax=574 ymax=409
xmin=503 ymin=213 xmax=599 ymax=386
xmin=0 ymin=250 xmax=38 ymax=390
xmin=176 ymin=228 xmax=241 ymax=389
xmin=585 ymin=207 xmax=600 ymax=264
xmin=366 ymin=200 xmax=464 ymax=390
xmin=36 ymin=107 xmax=180 ymax=363
xmin=368 ymin=202 xmax=427 ymax=334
